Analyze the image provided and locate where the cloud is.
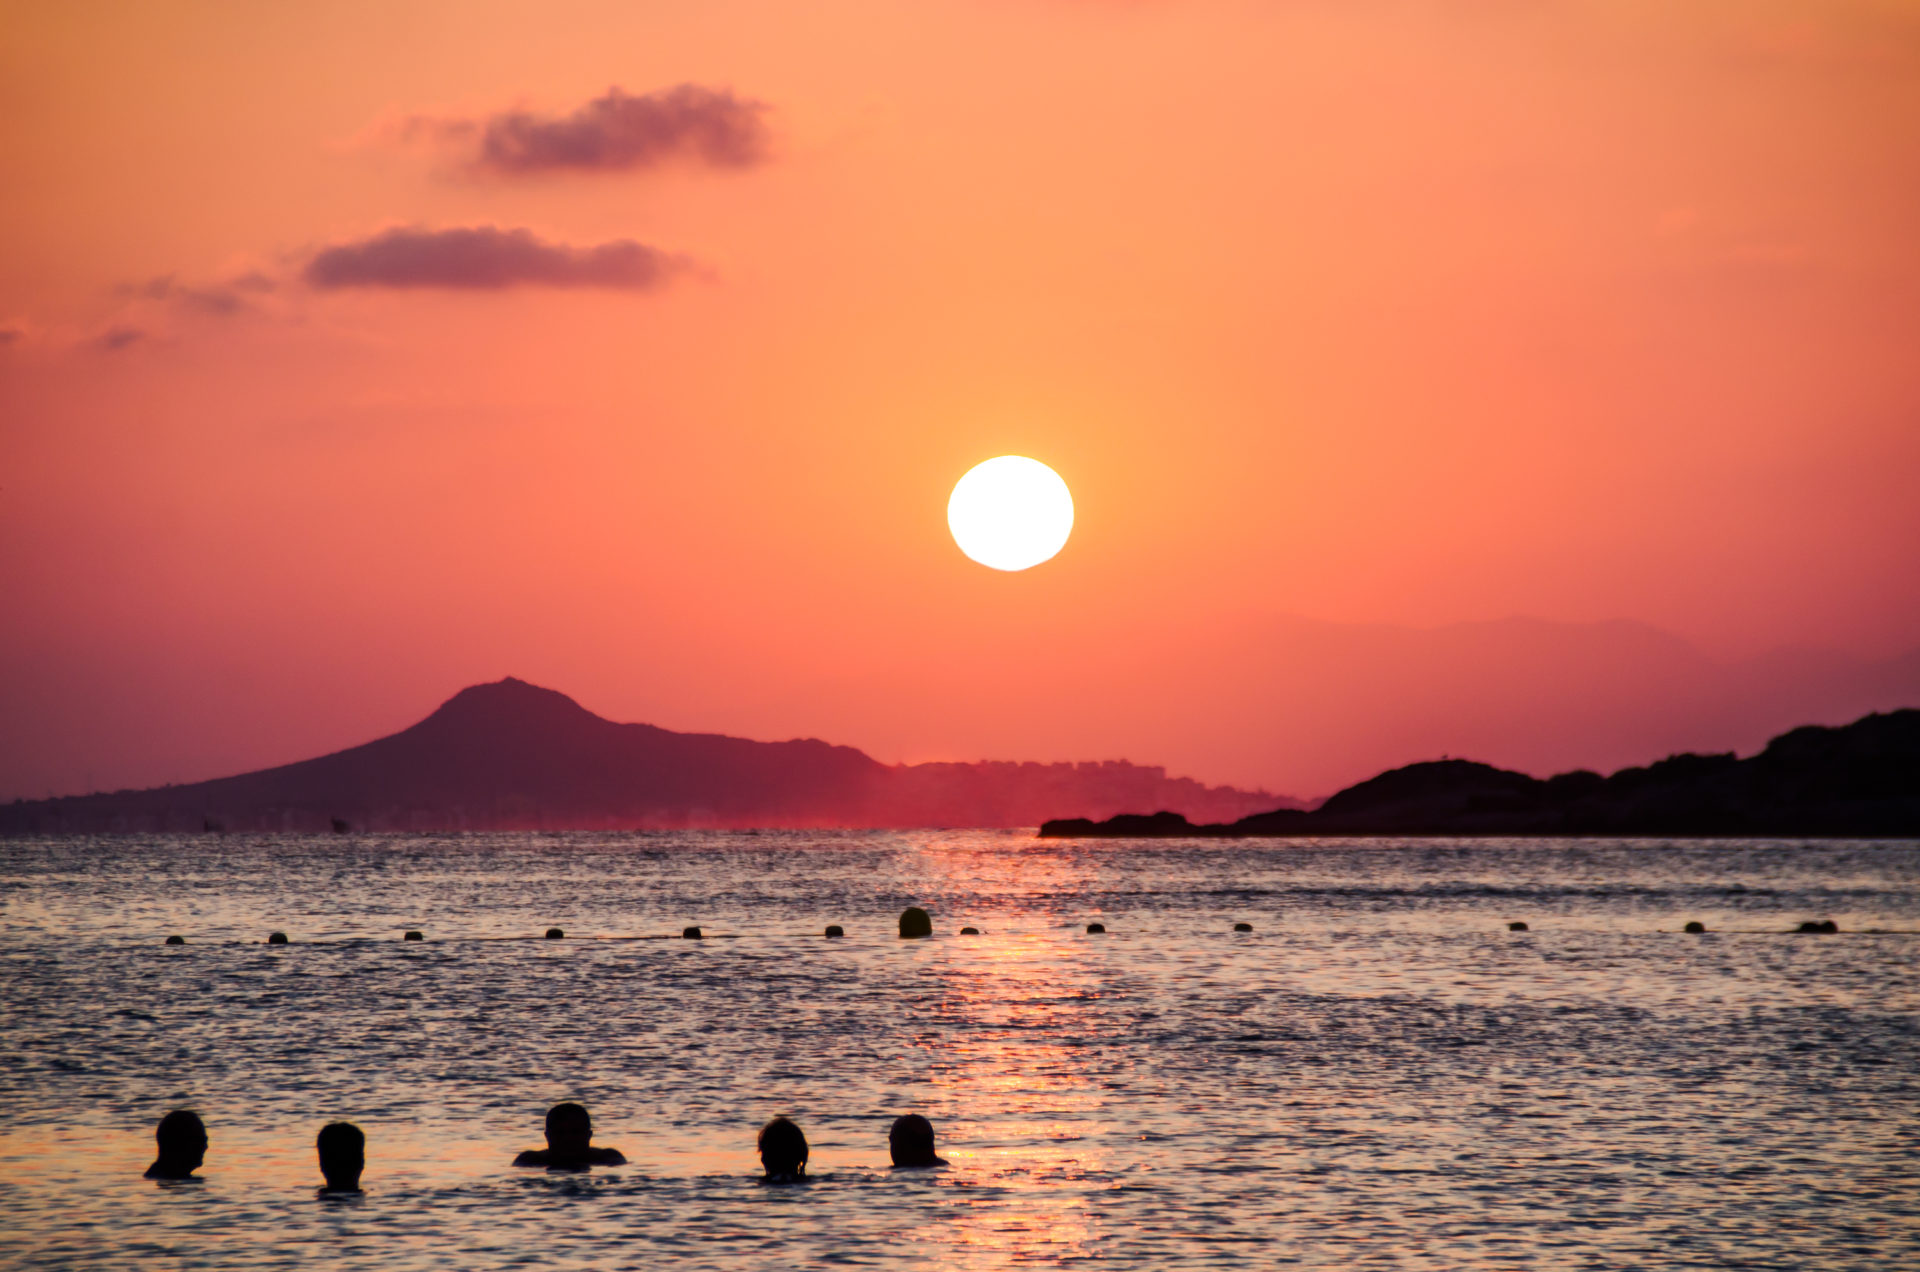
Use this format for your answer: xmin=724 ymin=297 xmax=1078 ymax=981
xmin=472 ymin=84 xmax=769 ymax=176
xmin=114 ymin=271 xmax=278 ymax=322
xmin=123 ymin=275 xmax=255 ymax=316
xmin=302 ymin=226 xmax=689 ymax=291
xmin=0 ymin=327 xmax=21 ymax=345
xmin=93 ymin=326 xmax=145 ymax=352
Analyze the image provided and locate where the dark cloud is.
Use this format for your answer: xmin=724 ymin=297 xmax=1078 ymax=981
xmin=302 ymin=226 xmax=689 ymax=291
xmin=0 ymin=327 xmax=21 ymax=345
xmin=474 ymin=84 xmax=768 ymax=176
xmin=93 ymin=326 xmax=145 ymax=352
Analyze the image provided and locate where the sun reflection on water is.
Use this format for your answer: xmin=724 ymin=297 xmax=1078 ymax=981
xmin=894 ymin=839 xmax=1128 ymax=1264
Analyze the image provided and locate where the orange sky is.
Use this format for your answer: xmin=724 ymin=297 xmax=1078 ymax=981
xmin=3 ymin=0 xmax=1918 ymax=801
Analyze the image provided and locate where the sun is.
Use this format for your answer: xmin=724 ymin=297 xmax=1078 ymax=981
xmin=947 ymin=456 xmax=1074 ymax=571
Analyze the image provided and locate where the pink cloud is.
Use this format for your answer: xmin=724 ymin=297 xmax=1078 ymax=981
xmin=472 ymin=84 xmax=769 ymax=176
xmin=302 ymin=226 xmax=691 ymax=291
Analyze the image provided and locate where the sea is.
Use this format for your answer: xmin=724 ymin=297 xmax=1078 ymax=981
xmin=1 ymin=832 xmax=1915 ymax=1270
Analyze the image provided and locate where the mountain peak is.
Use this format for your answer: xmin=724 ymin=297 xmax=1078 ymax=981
xmin=422 ymin=677 xmax=604 ymax=729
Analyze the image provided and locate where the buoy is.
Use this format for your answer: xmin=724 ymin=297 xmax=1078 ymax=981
xmin=898 ymin=907 xmax=933 ymax=939
xmin=1086 ymin=922 xmax=1106 ymax=934
xmin=267 ymin=931 xmax=289 ymax=945
xmin=1684 ymin=921 xmax=1706 ymax=934
xmin=164 ymin=935 xmax=185 ymax=946
xmin=960 ymin=926 xmax=980 ymax=935
xmin=1508 ymin=921 xmax=1529 ymax=932
xmin=824 ymin=925 xmax=844 ymax=938
xmin=403 ymin=930 xmax=424 ymax=941
xmin=1233 ymin=922 xmax=1254 ymax=932
xmin=544 ymin=927 xmax=565 ymax=940
xmin=683 ymin=926 xmax=703 ymax=940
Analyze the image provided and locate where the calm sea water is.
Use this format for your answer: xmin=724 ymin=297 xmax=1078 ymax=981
xmin=1 ymin=832 xmax=1916 ymax=1270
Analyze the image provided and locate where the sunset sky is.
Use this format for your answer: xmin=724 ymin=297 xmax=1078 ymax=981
xmin=4 ymin=0 xmax=1918 ymax=801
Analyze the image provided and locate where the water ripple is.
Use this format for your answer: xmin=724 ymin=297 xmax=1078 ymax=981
xmin=0 ymin=832 xmax=1915 ymax=1269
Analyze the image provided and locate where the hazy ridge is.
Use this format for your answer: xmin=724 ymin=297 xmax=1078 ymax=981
xmin=0 ymin=678 xmax=1284 ymax=833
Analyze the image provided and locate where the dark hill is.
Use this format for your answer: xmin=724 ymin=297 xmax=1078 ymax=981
xmin=0 ymin=678 xmax=1281 ymax=832
xmin=1039 ymin=708 xmax=1920 ymax=838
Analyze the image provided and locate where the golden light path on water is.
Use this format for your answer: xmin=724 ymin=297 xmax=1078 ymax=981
xmin=1 ymin=830 xmax=1917 ymax=1269
xmin=913 ymin=864 xmax=1110 ymax=1264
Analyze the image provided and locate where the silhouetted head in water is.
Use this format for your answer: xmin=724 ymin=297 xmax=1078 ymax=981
xmin=512 ymin=1102 xmax=627 ymax=1168
xmin=316 ymin=1121 xmax=364 ymax=1192
xmin=144 ymin=1109 xmax=207 ymax=1180
xmin=758 ymin=1116 xmax=808 ymax=1181
xmin=888 ymin=1114 xmax=948 ymax=1168
xmin=546 ymin=1102 xmax=592 ymax=1157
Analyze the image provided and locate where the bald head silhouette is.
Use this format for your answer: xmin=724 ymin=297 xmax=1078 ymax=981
xmin=512 ymin=1102 xmax=627 ymax=1168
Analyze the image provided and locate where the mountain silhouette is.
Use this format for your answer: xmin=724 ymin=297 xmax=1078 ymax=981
xmin=0 ymin=678 xmax=1283 ymax=832
xmin=12 ymin=615 xmax=1918 ymax=808
xmin=1040 ymin=708 xmax=1920 ymax=838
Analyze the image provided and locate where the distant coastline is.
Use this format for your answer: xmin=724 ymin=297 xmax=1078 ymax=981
xmin=1040 ymin=709 xmax=1920 ymax=839
xmin=0 ymin=678 xmax=1290 ymax=835
xmin=12 ymin=681 xmax=1915 ymax=839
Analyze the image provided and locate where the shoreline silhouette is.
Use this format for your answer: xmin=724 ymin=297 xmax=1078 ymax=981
xmin=1040 ymin=709 xmax=1920 ymax=839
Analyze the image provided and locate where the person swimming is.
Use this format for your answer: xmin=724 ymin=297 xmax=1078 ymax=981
xmin=888 ymin=1113 xmax=948 ymax=1168
xmin=316 ymin=1121 xmax=364 ymax=1192
xmin=144 ymin=1109 xmax=207 ymax=1180
xmin=512 ymin=1102 xmax=627 ymax=1168
xmin=758 ymin=1116 xmax=808 ymax=1182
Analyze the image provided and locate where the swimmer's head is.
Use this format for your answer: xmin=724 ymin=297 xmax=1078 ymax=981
xmin=149 ymin=1109 xmax=207 ymax=1177
xmin=316 ymin=1121 xmax=364 ymax=1192
xmin=544 ymin=1103 xmax=593 ymax=1158
xmin=889 ymin=1114 xmax=941 ymax=1167
xmin=757 ymin=1116 xmax=808 ymax=1180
